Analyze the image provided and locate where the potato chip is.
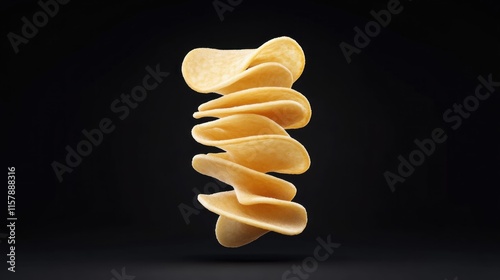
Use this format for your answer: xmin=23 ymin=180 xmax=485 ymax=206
xmin=192 ymin=114 xmax=310 ymax=174
xmin=181 ymin=36 xmax=305 ymax=94
xmin=194 ymin=87 xmax=311 ymax=129
xmin=181 ymin=36 xmax=311 ymax=247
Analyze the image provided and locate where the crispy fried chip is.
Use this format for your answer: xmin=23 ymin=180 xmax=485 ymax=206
xmin=181 ymin=37 xmax=305 ymax=94
xmin=181 ymin=36 xmax=311 ymax=247
xmin=194 ymin=87 xmax=311 ymax=129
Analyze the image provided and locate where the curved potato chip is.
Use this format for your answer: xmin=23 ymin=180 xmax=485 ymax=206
xmin=182 ymin=37 xmax=311 ymax=247
xmin=192 ymin=114 xmax=310 ymax=174
xmin=198 ymin=191 xmax=307 ymax=235
xmin=192 ymin=154 xmax=297 ymax=202
xmin=181 ymin=36 xmax=304 ymax=94
xmin=194 ymin=87 xmax=311 ymax=129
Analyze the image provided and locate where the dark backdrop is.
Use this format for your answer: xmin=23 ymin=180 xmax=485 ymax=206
xmin=2 ymin=0 xmax=499 ymax=279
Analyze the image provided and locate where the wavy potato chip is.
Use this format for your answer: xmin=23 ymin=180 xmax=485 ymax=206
xmin=194 ymin=87 xmax=311 ymax=129
xmin=182 ymin=36 xmax=305 ymax=94
xmin=181 ymin=36 xmax=311 ymax=247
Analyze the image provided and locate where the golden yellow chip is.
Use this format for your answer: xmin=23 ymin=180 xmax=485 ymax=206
xmin=181 ymin=36 xmax=311 ymax=247
xmin=181 ymin=36 xmax=305 ymax=94
xmin=191 ymin=114 xmax=310 ymax=174
xmin=194 ymin=87 xmax=311 ymax=129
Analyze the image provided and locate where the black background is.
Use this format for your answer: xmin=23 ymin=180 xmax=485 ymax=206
xmin=2 ymin=0 xmax=500 ymax=279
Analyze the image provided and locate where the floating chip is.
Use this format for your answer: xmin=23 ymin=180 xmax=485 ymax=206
xmin=181 ymin=36 xmax=305 ymax=94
